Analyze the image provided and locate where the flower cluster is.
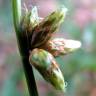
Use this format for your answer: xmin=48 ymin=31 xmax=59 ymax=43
xmin=20 ymin=6 xmax=81 ymax=91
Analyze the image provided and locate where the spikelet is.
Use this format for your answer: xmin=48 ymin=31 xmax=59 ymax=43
xmin=21 ymin=6 xmax=40 ymax=30
xmin=29 ymin=48 xmax=66 ymax=91
xmin=30 ymin=7 xmax=67 ymax=48
xmin=43 ymin=38 xmax=81 ymax=57
xmin=20 ymin=6 xmax=41 ymax=49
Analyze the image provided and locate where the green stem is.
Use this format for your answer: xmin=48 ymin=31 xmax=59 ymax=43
xmin=12 ymin=0 xmax=21 ymax=30
xmin=12 ymin=0 xmax=38 ymax=96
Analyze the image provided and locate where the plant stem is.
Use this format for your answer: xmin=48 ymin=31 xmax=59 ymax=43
xmin=12 ymin=0 xmax=38 ymax=96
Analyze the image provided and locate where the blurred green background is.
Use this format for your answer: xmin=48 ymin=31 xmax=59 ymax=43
xmin=0 ymin=0 xmax=96 ymax=96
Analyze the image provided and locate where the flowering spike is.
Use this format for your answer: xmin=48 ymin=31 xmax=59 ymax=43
xmin=43 ymin=38 xmax=81 ymax=57
xmin=29 ymin=48 xmax=66 ymax=91
xmin=21 ymin=6 xmax=40 ymax=31
xmin=31 ymin=7 xmax=68 ymax=48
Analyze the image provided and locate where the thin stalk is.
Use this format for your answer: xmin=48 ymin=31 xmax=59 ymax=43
xmin=12 ymin=0 xmax=21 ymax=30
xmin=12 ymin=0 xmax=38 ymax=96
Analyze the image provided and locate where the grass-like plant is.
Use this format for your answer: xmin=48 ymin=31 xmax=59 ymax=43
xmin=12 ymin=0 xmax=81 ymax=95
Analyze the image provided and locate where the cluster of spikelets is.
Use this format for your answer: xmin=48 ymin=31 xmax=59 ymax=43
xmin=20 ymin=6 xmax=81 ymax=91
